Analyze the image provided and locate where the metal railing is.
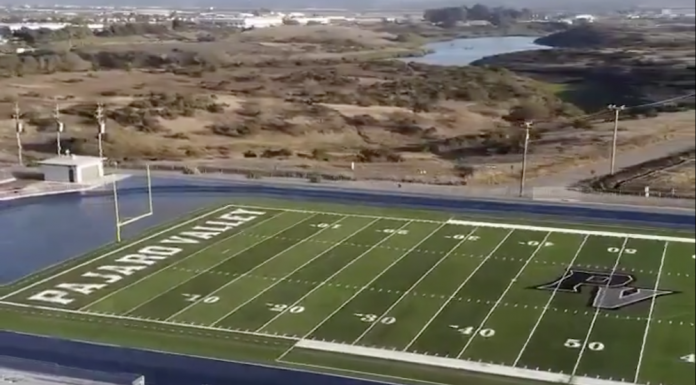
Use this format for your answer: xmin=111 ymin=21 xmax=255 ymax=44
xmin=0 ymin=356 xmax=143 ymax=385
xmin=120 ymin=162 xmax=695 ymax=201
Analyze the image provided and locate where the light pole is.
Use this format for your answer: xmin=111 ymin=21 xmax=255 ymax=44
xmin=519 ymin=121 xmax=533 ymax=198
xmin=95 ymin=103 xmax=105 ymax=159
xmin=53 ymin=101 xmax=64 ymax=155
xmin=608 ymin=104 xmax=625 ymax=175
xmin=13 ymin=102 xmax=23 ymax=166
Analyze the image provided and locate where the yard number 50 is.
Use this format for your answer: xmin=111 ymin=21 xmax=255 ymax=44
xmin=564 ymin=339 xmax=604 ymax=351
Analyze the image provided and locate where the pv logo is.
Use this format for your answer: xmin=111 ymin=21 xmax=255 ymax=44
xmin=534 ymin=269 xmax=677 ymax=310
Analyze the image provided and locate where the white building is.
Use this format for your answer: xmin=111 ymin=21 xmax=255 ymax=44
xmin=40 ymin=155 xmax=104 ymax=183
xmin=0 ymin=22 xmax=104 ymax=31
xmin=241 ymin=16 xmax=284 ymax=28
xmin=573 ymin=14 xmax=596 ymax=23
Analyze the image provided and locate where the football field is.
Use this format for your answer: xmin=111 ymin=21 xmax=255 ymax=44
xmin=1 ymin=204 xmax=693 ymax=385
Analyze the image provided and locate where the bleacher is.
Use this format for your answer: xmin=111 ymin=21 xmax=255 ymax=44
xmin=0 ymin=356 xmax=144 ymax=385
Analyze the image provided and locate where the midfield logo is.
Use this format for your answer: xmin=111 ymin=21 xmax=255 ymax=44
xmin=534 ymin=269 xmax=678 ymax=310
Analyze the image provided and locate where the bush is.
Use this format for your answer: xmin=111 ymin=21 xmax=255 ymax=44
xmin=261 ymin=148 xmax=293 ymax=158
xmin=308 ymin=173 xmax=322 ymax=183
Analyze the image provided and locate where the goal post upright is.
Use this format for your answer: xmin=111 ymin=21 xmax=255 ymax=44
xmin=112 ymin=165 xmax=153 ymax=243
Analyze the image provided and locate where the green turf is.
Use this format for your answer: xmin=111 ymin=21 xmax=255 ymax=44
xmin=0 ymin=200 xmax=693 ymax=385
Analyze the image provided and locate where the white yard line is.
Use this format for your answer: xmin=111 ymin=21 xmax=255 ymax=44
xmin=78 ymin=211 xmax=290 ymax=311
xmin=0 ymin=204 xmax=237 ymax=301
xmin=208 ymin=217 xmax=379 ymax=327
xmin=455 ymin=232 xmax=553 ymax=359
xmin=276 ymin=221 xmax=449 ymax=362
xmin=512 ymin=234 xmax=591 ymax=366
xmin=235 ymin=205 xmax=695 ymax=243
xmin=403 ymin=229 xmax=515 ymax=352
xmin=633 ymin=241 xmax=670 ymax=383
xmin=165 ymin=215 xmax=353 ymax=323
xmin=351 ymin=226 xmax=480 ymax=345
xmin=254 ymin=220 xmax=413 ymax=333
xmin=119 ymin=213 xmax=318 ymax=316
xmin=569 ymin=238 xmax=630 ymax=378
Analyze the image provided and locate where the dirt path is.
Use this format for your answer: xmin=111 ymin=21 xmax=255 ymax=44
xmin=512 ymin=138 xmax=696 ymax=188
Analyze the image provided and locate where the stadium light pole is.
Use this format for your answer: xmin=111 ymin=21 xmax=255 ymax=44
xmin=519 ymin=121 xmax=533 ymax=198
xmin=13 ymin=102 xmax=23 ymax=166
xmin=95 ymin=102 xmax=105 ymax=159
xmin=53 ymin=101 xmax=64 ymax=155
xmin=608 ymin=104 xmax=626 ymax=175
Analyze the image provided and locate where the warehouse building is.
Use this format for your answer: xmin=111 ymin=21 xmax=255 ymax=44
xmin=39 ymin=155 xmax=104 ymax=184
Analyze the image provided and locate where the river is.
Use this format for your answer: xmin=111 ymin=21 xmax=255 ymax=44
xmin=403 ymin=36 xmax=549 ymax=66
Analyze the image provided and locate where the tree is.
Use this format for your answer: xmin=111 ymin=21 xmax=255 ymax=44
xmin=504 ymin=101 xmax=550 ymax=123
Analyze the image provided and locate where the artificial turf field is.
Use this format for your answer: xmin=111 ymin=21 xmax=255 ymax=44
xmin=0 ymin=202 xmax=693 ymax=385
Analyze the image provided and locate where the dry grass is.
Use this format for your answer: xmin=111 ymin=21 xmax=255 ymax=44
xmin=239 ymin=25 xmax=399 ymax=48
xmin=1 ymin=67 xmax=693 ymax=184
xmin=0 ymin=22 xmax=693 ymax=186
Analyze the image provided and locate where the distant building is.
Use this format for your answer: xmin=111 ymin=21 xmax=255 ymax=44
xmin=0 ymin=22 xmax=104 ymax=31
xmin=573 ymin=14 xmax=596 ymax=23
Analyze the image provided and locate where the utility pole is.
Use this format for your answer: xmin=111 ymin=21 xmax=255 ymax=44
xmin=95 ymin=102 xmax=106 ymax=159
xmin=519 ymin=121 xmax=533 ymax=198
xmin=608 ymin=104 xmax=625 ymax=175
xmin=53 ymin=100 xmax=64 ymax=155
xmin=13 ymin=102 xmax=23 ymax=166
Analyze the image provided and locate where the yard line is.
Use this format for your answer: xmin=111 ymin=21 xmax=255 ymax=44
xmin=512 ymin=234 xmax=590 ymax=366
xmin=0 ymin=300 xmax=299 ymax=342
xmin=79 ymin=210 xmax=288 ymax=311
xmin=208 ymin=217 xmax=380 ymax=327
xmin=633 ymin=241 xmax=670 ymax=383
xmin=456 ymin=231 xmax=553 ymax=359
xmin=351 ymin=226 xmax=480 ymax=345
xmin=403 ymin=229 xmax=515 ymax=351
xmin=165 ymin=215 xmax=353 ymax=323
xmin=276 ymin=221 xmax=448 ymax=362
xmin=121 ymin=213 xmax=319 ymax=316
xmin=254 ymin=220 xmax=413 ymax=333
xmin=0 ymin=204 xmax=237 ymax=301
xmin=569 ymin=237 xmax=630 ymax=378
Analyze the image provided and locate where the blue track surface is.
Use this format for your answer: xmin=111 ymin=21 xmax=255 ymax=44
xmin=0 ymin=332 xmax=388 ymax=385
